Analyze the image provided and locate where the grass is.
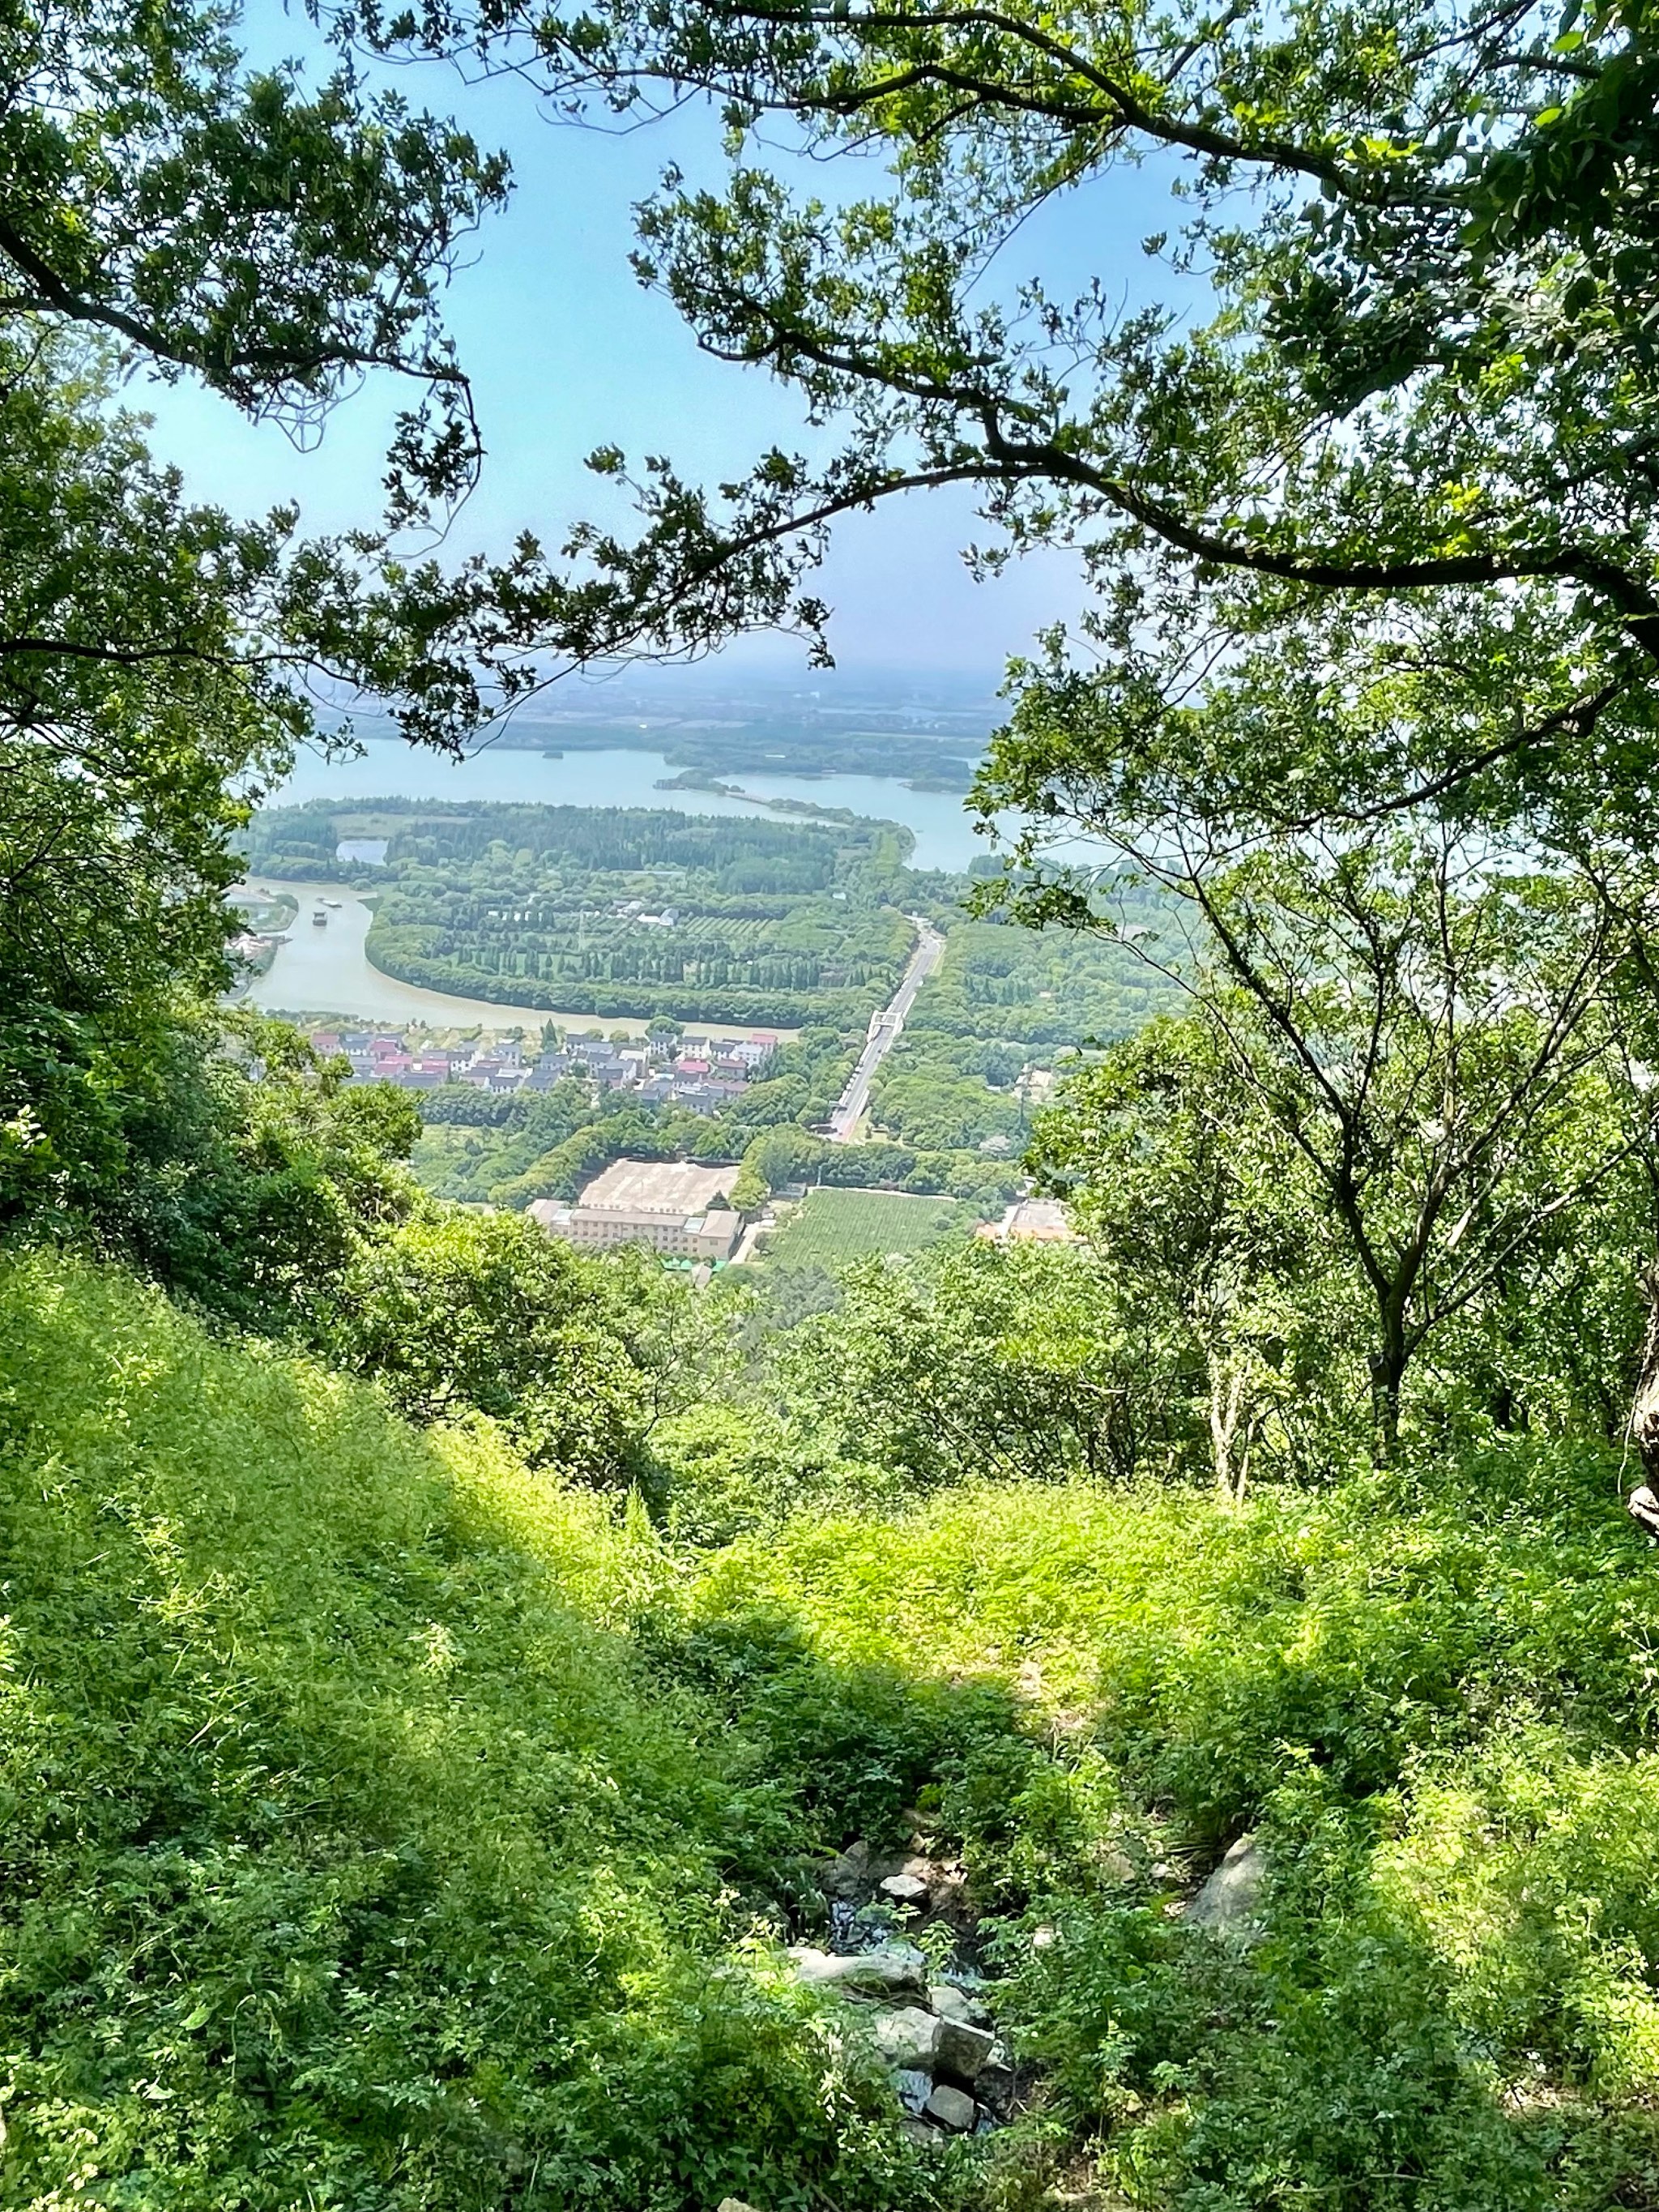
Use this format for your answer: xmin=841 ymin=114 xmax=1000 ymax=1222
xmin=758 ymin=1185 xmax=965 ymax=1266
xmin=0 ymin=1253 xmax=940 ymax=2212
xmin=676 ymin=1462 xmax=1659 ymax=2209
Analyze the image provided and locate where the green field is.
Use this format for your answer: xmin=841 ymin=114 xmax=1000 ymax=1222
xmin=757 ymin=1185 xmax=966 ymax=1266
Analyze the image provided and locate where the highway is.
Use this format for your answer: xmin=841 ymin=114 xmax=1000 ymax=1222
xmin=826 ymin=915 xmax=945 ymax=1142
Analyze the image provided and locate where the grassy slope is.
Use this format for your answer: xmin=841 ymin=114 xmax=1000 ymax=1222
xmin=0 ymin=1256 xmax=929 ymax=2212
xmin=11 ymin=1254 xmax=1659 ymax=2210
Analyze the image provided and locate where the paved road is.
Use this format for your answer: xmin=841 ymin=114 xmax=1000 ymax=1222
xmin=827 ymin=915 xmax=945 ymax=1142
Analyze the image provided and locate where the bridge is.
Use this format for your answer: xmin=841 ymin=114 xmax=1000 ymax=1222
xmin=826 ymin=916 xmax=945 ymax=1142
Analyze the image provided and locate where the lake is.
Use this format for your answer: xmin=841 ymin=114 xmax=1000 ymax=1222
xmin=270 ymin=739 xmax=996 ymax=874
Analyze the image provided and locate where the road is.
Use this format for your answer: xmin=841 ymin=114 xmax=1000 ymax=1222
xmin=826 ymin=915 xmax=945 ymax=1142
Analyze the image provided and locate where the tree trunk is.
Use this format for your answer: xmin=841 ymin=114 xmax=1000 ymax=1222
xmin=1368 ymin=1343 xmax=1405 ymax=1463
xmin=1632 ymin=1269 xmax=1659 ymax=1473
xmin=1628 ymin=1269 xmax=1659 ymax=1538
xmin=1208 ymin=1354 xmax=1252 ymax=1506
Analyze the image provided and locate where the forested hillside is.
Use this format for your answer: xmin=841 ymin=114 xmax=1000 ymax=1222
xmin=11 ymin=0 xmax=1659 ymax=2207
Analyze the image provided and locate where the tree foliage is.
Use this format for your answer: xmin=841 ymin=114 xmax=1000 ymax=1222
xmin=328 ymin=0 xmax=1659 ymax=848
xmin=1032 ymin=833 xmax=1659 ymax=1455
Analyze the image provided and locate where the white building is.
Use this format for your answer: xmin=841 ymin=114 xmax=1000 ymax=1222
xmin=527 ymin=1159 xmax=743 ymax=1261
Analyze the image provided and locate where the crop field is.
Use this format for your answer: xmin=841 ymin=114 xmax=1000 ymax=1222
xmin=757 ymin=1186 xmax=963 ymax=1267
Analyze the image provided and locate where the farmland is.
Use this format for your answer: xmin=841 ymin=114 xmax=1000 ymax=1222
xmin=757 ymin=1186 xmax=970 ymax=1267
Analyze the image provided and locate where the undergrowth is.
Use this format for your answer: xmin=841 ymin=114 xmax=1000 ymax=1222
xmin=0 ymin=1255 xmax=932 ymax=2211
xmin=7 ymin=1253 xmax=1659 ymax=2209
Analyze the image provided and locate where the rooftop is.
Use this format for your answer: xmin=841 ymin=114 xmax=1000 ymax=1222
xmin=577 ymin=1159 xmax=741 ymax=1215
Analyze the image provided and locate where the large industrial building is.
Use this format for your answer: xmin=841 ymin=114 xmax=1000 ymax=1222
xmin=527 ymin=1159 xmax=743 ymax=1261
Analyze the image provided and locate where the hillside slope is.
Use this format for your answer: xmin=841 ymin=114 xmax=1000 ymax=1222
xmin=10 ymin=1254 xmax=1659 ymax=2211
xmin=0 ymin=1256 xmax=913 ymax=2211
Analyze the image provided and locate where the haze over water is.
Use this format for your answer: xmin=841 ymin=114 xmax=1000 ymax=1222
xmin=271 ymin=739 xmax=995 ymax=876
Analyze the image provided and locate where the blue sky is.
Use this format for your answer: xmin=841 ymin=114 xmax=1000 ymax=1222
xmin=139 ymin=8 xmax=1201 ymax=686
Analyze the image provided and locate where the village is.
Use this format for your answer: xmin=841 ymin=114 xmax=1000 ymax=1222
xmin=304 ymin=1023 xmax=782 ymax=1111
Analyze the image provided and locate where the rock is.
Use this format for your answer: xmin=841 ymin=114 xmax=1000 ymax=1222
xmin=872 ymin=2005 xmax=940 ymax=2070
xmin=1182 ymin=1832 xmax=1266 ymax=1941
xmin=1098 ymin=1847 xmax=1137 ymax=1884
xmin=877 ymin=1871 xmax=930 ymax=1907
xmin=894 ymin=2068 xmax=932 ymax=2116
xmin=934 ymin=2017 xmax=996 ymax=2082
xmin=900 ymin=2118 xmax=943 ymax=2146
xmin=788 ymin=1945 xmax=924 ymax=1996
xmin=820 ymin=1840 xmax=871 ymax=1901
xmin=717 ymin=2201 xmax=763 ymax=2212
xmin=927 ymin=1981 xmax=990 ymax=2027
xmin=976 ymin=2058 xmax=1016 ymax=2116
xmin=923 ymin=2082 xmax=978 ymax=2133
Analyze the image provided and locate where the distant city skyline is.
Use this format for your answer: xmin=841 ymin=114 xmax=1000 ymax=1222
xmin=135 ymin=5 xmax=1203 ymax=685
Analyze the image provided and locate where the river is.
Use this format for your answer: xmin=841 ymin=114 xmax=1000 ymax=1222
xmin=271 ymin=739 xmax=995 ymax=873
xmin=240 ymin=882 xmax=797 ymax=1039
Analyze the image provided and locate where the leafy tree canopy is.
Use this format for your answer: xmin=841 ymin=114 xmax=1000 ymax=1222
xmin=338 ymin=0 xmax=1659 ymax=848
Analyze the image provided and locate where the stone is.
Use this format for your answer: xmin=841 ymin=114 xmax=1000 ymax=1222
xmin=877 ymin=1871 xmax=930 ymax=1907
xmin=900 ymin=2118 xmax=943 ymax=2146
xmin=923 ymin=2082 xmax=978 ymax=2133
xmin=820 ymin=1840 xmax=871 ymax=1901
xmin=894 ymin=2068 xmax=932 ymax=2116
xmin=872 ymin=2005 xmax=940 ymax=2070
xmin=927 ymin=1981 xmax=990 ymax=2027
xmin=788 ymin=1945 xmax=924 ymax=1996
xmin=976 ymin=2059 xmax=1016 ymax=2116
xmin=934 ymin=2017 xmax=996 ymax=2082
xmin=1182 ymin=1833 xmax=1267 ymax=1942
xmin=717 ymin=2201 xmax=763 ymax=2212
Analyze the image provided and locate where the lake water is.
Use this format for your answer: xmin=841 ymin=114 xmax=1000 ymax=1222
xmin=270 ymin=739 xmax=996 ymax=874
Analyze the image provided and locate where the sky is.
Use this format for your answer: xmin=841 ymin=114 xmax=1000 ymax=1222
xmin=137 ymin=6 xmax=1204 ymax=690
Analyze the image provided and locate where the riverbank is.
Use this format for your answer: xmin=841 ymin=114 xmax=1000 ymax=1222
xmin=234 ymin=882 xmax=800 ymax=1040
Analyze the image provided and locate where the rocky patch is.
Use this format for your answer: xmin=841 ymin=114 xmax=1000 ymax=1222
xmin=787 ymin=1833 xmax=1013 ymax=2144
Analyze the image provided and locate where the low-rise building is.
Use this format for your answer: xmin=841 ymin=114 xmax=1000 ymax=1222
xmin=527 ymin=1159 xmax=744 ymax=1261
xmin=729 ymin=1036 xmax=778 ymax=1070
xmin=976 ymin=1198 xmax=1077 ymax=1245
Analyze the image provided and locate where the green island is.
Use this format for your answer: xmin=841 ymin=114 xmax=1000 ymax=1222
xmin=520 ymin=715 xmax=982 ymax=788
xmin=14 ymin=3 xmax=1659 ymax=2209
xmin=245 ymin=797 xmax=919 ymax=1028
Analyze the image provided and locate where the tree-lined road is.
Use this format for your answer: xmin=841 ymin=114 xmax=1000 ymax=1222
xmin=826 ymin=916 xmax=945 ymax=1142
